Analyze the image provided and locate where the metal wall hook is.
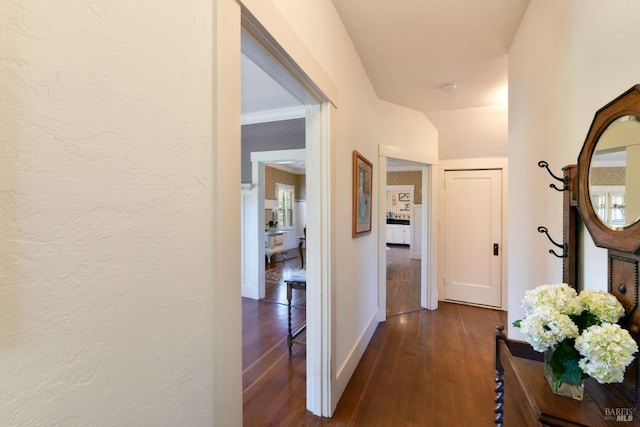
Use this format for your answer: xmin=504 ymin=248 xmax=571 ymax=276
xmin=538 ymin=161 xmax=568 ymax=192
xmin=548 ymin=247 xmax=567 ymax=258
xmin=537 ymin=226 xmax=568 ymax=258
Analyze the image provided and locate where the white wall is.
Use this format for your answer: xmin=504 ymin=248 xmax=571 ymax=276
xmin=214 ymin=0 xmax=243 ymax=424
xmin=266 ymin=0 xmax=439 ymax=403
xmin=1 ymin=0 xmax=227 ymax=424
xmin=1 ymin=0 xmax=438 ymax=423
xmin=508 ymin=0 xmax=640 ymax=341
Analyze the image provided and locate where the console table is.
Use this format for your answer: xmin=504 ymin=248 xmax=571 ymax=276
xmin=495 ymin=325 xmax=640 ymax=426
xmin=265 ymin=231 xmax=287 ymax=263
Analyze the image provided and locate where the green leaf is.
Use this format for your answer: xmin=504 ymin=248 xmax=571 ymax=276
xmin=570 ymin=311 xmax=601 ymax=332
xmin=513 ymin=320 xmax=521 ymax=328
xmin=559 ymin=353 xmax=583 ymax=385
xmin=548 ymin=340 xmax=584 ymax=386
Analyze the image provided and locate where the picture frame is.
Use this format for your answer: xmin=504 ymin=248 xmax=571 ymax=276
xmin=352 ymin=150 xmax=373 ymax=237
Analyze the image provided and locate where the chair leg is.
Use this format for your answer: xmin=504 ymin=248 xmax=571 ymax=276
xmin=298 ymin=241 xmax=304 ymax=269
xmin=287 ymin=282 xmax=293 ymax=357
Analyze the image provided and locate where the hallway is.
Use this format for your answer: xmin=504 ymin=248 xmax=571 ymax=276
xmin=242 ymin=248 xmax=506 ymax=426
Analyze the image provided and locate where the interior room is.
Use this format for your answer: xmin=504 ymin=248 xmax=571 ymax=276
xmin=385 ymin=159 xmax=423 ymax=316
xmin=4 ymin=1 xmax=640 ymax=425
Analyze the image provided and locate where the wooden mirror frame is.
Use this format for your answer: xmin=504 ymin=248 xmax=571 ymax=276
xmin=573 ymin=85 xmax=640 ymax=405
xmin=577 ymin=84 xmax=640 ymax=254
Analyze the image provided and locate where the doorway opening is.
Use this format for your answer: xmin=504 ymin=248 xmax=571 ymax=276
xmin=385 ymin=160 xmax=422 ymax=317
xmin=240 ymin=39 xmax=310 ymax=418
xmin=240 ymin=11 xmax=334 ymax=415
xmin=378 ymin=146 xmax=438 ymax=323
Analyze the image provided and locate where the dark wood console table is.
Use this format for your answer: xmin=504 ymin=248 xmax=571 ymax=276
xmin=495 ymin=325 xmax=640 ymax=426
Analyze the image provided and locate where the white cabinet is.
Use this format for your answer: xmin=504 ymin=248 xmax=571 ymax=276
xmin=386 ymin=224 xmax=410 ymax=245
xmin=401 ymin=225 xmax=410 ymax=244
xmin=391 ymin=226 xmax=405 ymax=244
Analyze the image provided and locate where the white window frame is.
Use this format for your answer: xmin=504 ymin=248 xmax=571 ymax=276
xmin=590 ymin=185 xmax=626 ymax=227
xmin=276 ymin=183 xmax=295 ymax=229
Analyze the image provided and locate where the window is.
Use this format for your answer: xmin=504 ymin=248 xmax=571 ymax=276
xmin=276 ymin=183 xmax=295 ymax=228
xmin=591 ymin=188 xmax=626 ymax=227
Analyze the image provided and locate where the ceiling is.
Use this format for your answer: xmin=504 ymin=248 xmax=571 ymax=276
xmin=241 ymin=52 xmax=303 ymax=118
xmin=242 ymin=0 xmax=531 ymax=160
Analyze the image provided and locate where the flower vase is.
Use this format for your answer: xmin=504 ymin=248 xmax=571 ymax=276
xmin=544 ymin=350 xmax=584 ymax=401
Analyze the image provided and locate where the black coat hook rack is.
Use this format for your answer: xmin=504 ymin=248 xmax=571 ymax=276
xmin=537 ymin=226 xmax=567 ymax=258
xmin=538 ymin=161 xmax=568 ymax=192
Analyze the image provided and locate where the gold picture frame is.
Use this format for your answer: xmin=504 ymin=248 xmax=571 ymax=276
xmin=353 ymin=150 xmax=373 ymax=237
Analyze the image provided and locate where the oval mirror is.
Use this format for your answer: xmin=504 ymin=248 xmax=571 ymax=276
xmin=588 ymin=115 xmax=640 ymax=230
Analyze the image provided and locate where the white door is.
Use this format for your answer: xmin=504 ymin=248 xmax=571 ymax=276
xmin=444 ymin=169 xmax=502 ymax=307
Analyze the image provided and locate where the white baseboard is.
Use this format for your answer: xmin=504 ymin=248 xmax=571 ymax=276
xmin=241 ymin=283 xmax=259 ymax=300
xmin=333 ymin=310 xmax=380 ymax=402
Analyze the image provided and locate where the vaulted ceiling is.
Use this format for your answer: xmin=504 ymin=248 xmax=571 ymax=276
xmin=331 ymin=0 xmax=530 ymax=159
xmin=242 ymin=0 xmax=531 ymax=160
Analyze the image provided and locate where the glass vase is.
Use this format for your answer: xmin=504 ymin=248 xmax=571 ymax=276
xmin=544 ymin=350 xmax=584 ymax=401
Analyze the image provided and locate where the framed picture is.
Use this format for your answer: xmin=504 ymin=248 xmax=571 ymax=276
xmin=353 ymin=150 xmax=373 ymax=237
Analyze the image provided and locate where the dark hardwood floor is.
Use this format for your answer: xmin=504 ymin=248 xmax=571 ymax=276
xmin=242 ymin=246 xmax=507 ymax=426
xmin=385 ymin=245 xmax=421 ymax=316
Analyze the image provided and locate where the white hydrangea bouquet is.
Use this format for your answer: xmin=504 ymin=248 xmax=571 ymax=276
xmin=513 ymin=284 xmax=638 ymax=396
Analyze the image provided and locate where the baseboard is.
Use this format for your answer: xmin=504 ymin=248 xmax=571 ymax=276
xmin=333 ymin=309 xmax=380 ymax=404
xmin=241 ymin=283 xmax=259 ymax=300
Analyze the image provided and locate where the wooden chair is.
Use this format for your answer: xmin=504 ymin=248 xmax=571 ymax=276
xmin=287 ymin=226 xmax=306 ymax=356
xmin=298 ymin=227 xmax=306 ymax=269
xmin=284 ymin=270 xmax=306 ymax=357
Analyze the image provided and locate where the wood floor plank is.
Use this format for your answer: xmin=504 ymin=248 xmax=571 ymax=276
xmin=242 ymin=246 xmax=507 ymax=426
xmin=386 ymin=245 xmax=421 ymax=316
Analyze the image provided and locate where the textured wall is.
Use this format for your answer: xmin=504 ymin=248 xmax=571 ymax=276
xmin=387 ymin=171 xmax=422 ymax=204
xmin=264 ymin=166 xmax=306 ymax=228
xmin=0 ymin=0 xmax=216 ymax=424
xmin=590 ymin=167 xmax=625 ymax=185
xmin=264 ymin=166 xmax=303 ymax=199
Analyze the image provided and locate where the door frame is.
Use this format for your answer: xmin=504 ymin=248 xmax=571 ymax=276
xmin=437 ymin=158 xmax=508 ymax=311
xmin=243 ymin=149 xmax=306 ymax=300
xmin=240 ymin=8 xmax=337 ymax=416
xmin=378 ymin=145 xmax=439 ymax=321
